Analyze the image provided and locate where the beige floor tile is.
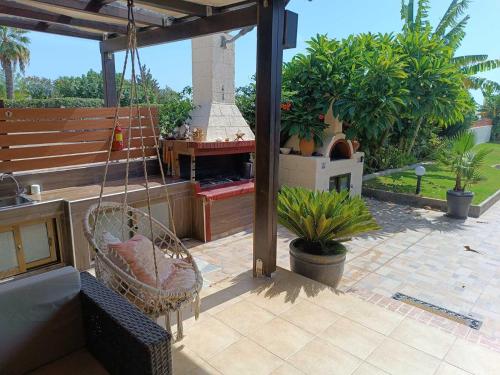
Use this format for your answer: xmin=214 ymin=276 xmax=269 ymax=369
xmin=301 ymin=288 xmax=368 ymax=315
xmin=342 ymin=300 xmax=404 ymax=335
xmin=172 ymin=346 xmax=212 ymax=374
xmin=271 ymin=363 xmax=304 ymax=375
xmin=247 ymin=317 xmax=314 ymax=359
xmin=445 ymin=338 xmax=500 ymax=375
xmin=352 ymin=363 xmax=389 ymax=375
xmin=214 ymin=300 xmax=275 ymax=335
xmin=320 ymin=317 xmax=385 ymax=360
xmin=279 ymin=298 xmax=341 ymax=335
xmin=208 ymin=338 xmax=284 ymax=375
xmin=245 ymin=288 xmax=300 ymax=315
xmin=435 ymin=362 xmax=472 ymax=375
xmin=179 ymin=316 xmax=241 ymax=360
xmin=389 ymin=318 xmax=456 ymax=359
xmin=366 ymin=337 xmax=441 ymax=375
xmin=288 ymin=337 xmax=361 ymax=375
xmin=187 ymin=361 xmax=222 ymax=375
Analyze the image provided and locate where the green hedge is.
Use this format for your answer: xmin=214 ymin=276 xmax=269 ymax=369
xmin=3 ymin=97 xmax=104 ymax=108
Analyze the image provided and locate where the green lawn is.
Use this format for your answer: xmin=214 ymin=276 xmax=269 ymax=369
xmin=364 ymin=143 xmax=500 ymax=204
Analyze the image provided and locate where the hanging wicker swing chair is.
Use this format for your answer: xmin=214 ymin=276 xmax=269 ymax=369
xmin=83 ymin=0 xmax=202 ymax=341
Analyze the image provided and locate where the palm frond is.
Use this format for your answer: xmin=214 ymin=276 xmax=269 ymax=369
xmin=463 ymin=76 xmax=500 ymax=91
xmin=444 ymin=15 xmax=469 ymax=48
xmin=401 ymin=0 xmax=415 ymax=28
xmin=277 ymin=187 xmax=380 ymax=250
xmin=441 ymin=132 xmax=492 ymax=191
xmin=415 ymin=0 xmax=430 ymax=30
xmin=435 ymin=0 xmax=471 ymax=37
xmin=461 ymin=59 xmax=500 ymax=75
xmin=452 ymin=55 xmax=488 ymax=68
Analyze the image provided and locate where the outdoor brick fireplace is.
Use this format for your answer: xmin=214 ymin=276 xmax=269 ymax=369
xmin=163 ymin=33 xmax=255 ymax=242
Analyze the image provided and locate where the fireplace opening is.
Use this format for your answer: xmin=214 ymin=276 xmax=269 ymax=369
xmin=179 ymin=153 xmax=252 ymax=188
xmin=329 ymin=173 xmax=351 ymax=193
xmin=329 ymin=139 xmax=352 ymax=160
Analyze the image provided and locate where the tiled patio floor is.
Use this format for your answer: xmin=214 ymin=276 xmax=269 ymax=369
xmin=162 ymin=199 xmax=500 ymax=374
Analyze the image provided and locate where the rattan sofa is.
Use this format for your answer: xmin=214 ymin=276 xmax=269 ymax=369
xmin=0 ymin=267 xmax=171 ymax=375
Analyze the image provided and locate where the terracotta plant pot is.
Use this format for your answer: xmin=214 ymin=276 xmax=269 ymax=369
xmin=352 ymin=140 xmax=360 ymax=152
xmin=289 ymin=239 xmax=346 ymax=289
xmin=299 ymin=138 xmax=315 ymax=156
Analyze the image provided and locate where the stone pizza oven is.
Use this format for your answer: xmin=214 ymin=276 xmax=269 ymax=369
xmin=279 ymin=104 xmax=364 ymax=195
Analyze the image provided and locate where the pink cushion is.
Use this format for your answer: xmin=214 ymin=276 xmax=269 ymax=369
xmin=107 ymin=235 xmax=196 ymax=291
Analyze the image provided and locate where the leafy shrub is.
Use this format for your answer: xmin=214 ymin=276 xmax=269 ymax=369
xmin=364 ymin=145 xmax=416 ymax=174
xmin=157 ymin=87 xmax=195 ymax=135
xmin=235 ymin=82 xmax=256 ymax=130
xmin=277 ymin=186 xmax=380 ymax=255
xmin=4 ymin=97 xmax=103 ymax=108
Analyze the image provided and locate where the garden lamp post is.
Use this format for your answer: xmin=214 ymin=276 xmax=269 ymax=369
xmin=415 ymin=165 xmax=426 ymax=195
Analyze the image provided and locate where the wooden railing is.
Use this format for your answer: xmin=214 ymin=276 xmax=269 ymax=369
xmin=0 ymin=107 xmax=159 ymax=173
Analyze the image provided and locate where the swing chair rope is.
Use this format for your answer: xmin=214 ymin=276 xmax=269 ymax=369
xmin=86 ymin=0 xmax=203 ymax=340
xmin=92 ymin=0 xmax=164 ymax=287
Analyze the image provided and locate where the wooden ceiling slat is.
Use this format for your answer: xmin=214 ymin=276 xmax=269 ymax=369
xmin=0 ymin=15 xmax=102 ymax=40
xmin=135 ymin=0 xmax=209 ymax=17
xmin=30 ymin=0 xmax=167 ymax=27
xmin=0 ymin=1 xmax=127 ymax=35
xmin=101 ymin=3 xmax=258 ymax=52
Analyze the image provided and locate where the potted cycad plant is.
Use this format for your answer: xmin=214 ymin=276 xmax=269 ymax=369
xmin=441 ymin=132 xmax=490 ymax=219
xmin=278 ymin=187 xmax=380 ymax=288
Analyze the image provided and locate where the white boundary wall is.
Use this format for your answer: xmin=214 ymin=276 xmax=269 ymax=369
xmin=471 ymin=126 xmax=492 ymax=145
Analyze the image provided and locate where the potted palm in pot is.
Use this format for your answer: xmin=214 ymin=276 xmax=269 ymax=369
xmin=278 ymin=187 xmax=380 ymax=288
xmin=440 ymin=132 xmax=490 ymax=219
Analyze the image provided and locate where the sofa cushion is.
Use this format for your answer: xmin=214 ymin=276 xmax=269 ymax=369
xmin=108 ymin=234 xmax=197 ymax=292
xmin=0 ymin=266 xmax=85 ymax=375
xmin=28 ymin=349 xmax=108 ymax=375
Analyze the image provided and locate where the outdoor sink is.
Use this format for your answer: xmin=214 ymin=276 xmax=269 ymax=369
xmin=0 ymin=195 xmax=34 ymax=210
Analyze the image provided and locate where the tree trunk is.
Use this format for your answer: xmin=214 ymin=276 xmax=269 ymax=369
xmin=1 ymin=60 xmax=14 ymax=99
xmin=455 ymin=175 xmax=462 ymax=191
xmin=406 ymin=117 xmax=424 ymax=156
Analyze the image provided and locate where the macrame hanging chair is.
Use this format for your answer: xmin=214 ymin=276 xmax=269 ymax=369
xmin=83 ymin=0 xmax=202 ymax=341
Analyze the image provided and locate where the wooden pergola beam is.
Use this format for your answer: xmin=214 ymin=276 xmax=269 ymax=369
xmin=253 ymin=0 xmax=286 ymax=276
xmin=30 ymin=0 xmax=167 ymax=27
xmin=86 ymin=0 xmax=120 ymax=11
xmin=135 ymin=0 xmax=211 ymax=17
xmin=0 ymin=1 xmax=127 ymax=35
xmin=0 ymin=15 xmax=102 ymax=40
xmin=100 ymin=4 xmax=258 ymax=52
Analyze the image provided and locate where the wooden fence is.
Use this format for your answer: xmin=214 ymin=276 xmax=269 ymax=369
xmin=0 ymin=107 xmax=160 ymax=173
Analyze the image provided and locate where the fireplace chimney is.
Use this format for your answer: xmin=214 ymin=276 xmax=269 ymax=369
xmin=190 ymin=33 xmax=255 ymax=142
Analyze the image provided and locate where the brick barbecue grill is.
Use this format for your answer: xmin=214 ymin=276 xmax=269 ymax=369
xmin=162 ymin=34 xmax=256 ymax=242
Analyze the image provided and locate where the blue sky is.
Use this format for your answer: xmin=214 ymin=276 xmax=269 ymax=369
xmin=23 ymin=0 xmax=499 ymax=103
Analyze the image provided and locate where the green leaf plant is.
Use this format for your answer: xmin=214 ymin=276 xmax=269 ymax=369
xmin=278 ymin=187 xmax=380 ymax=255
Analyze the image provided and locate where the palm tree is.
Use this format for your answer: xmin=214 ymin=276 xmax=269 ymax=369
xmin=401 ymin=0 xmax=500 ymax=92
xmin=0 ymin=27 xmax=30 ymax=99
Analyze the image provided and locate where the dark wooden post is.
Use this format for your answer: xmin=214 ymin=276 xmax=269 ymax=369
xmin=253 ymin=0 xmax=285 ymax=277
xmin=101 ymin=50 xmax=117 ymax=107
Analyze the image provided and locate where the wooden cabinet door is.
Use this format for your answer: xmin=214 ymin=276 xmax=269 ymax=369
xmin=0 ymin=219 xmax=58 ymax=280
xmin=0 ymin=227 xmax=24 ymax=279
xmin=19 ymin=220 xmax=57 ymax=269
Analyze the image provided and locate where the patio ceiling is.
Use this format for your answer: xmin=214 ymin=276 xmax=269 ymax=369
xmin=0 ymin=0 xmax=296 ymax=278
xmin=0 ymin=1 xmax=260 ymax=47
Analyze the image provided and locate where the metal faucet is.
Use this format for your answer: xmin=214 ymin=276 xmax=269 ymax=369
xmin=0 ymin=173 xmax=25 ymax=195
